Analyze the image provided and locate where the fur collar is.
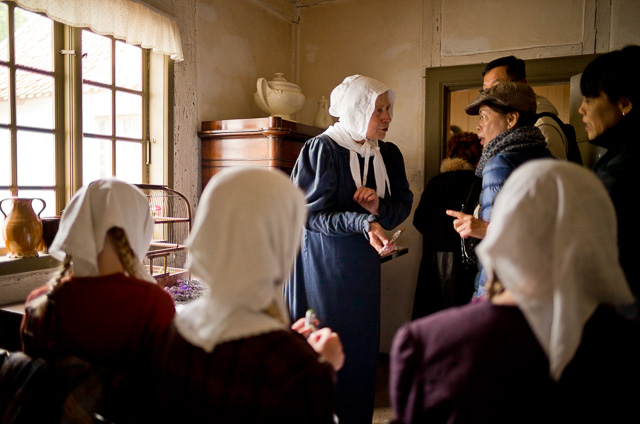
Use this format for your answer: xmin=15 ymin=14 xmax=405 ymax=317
xmin=440 ymin=157 xmax=475 ymax=173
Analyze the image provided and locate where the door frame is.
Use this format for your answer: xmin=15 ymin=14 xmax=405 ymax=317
xmin=423 ymin=54 xmax=599 ymax=183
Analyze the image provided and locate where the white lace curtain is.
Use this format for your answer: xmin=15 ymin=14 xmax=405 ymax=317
xmin=11 ymin=0 xmax=184 ymax=61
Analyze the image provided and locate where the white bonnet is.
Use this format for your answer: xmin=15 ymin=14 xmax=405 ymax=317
xmin=49 ymin=178 xmax=154 ymax=280
xmin=476 ymin=160 xmax=634 ymax=380
xmin=328 ymin=75 xmax=396 ymax=141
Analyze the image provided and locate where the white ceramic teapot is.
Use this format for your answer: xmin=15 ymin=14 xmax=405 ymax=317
xmin=254 ymin=73 xmax=305 ymax=120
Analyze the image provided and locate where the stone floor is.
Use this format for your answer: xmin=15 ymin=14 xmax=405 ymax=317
xmin=372 ymin=354 xmax=395 ymax=424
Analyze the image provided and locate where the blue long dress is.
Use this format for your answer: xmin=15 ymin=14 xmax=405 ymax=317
xmin=286 ymin=134 xmax=413 ymax=423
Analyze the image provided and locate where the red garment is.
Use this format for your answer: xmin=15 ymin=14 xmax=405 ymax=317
xmin=21 ymin=273 xmax=175 ymax=367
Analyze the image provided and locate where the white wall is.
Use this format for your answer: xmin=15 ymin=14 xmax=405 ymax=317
xmin=195 ymin=0 xmax=295 ymax=122
xmin=427 ymin=0 xmax=640 ymax=67
xmin=142 ymin=0 xmax=296 ymax=210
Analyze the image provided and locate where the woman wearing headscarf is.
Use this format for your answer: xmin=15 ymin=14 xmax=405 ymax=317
xmin=147 ymin=167 xmax=340 ymax=423
xmin=446 ymin=82 xmax=552 ymax=299
xmin=20 ymin=179 xmax=175 ymax=367
xmin=578 ymin=45 xmax=640 ymax=299
xmin=286 ymin=75 xmax=413 ymax=423
xmin=412 ymin=132 xmax=482 ymax=318
xmin=390 ymin=160 xmax=640 ymax=423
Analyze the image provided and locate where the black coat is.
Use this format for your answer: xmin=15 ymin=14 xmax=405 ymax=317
xmin=590 ymin=114 xmax=640 ymax=299
xmin=412 ymin=159 xmax=481 ymax=318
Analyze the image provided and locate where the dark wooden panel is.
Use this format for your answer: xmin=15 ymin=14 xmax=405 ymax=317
xmin=199 ymin=118 xmax=322 ymax=193
xmin=201 ymin=137 xmax=270 ymax=160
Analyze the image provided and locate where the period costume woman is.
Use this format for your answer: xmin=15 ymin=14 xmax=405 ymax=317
xmin=21 ymin=179 xmax=175 ymax=367
xmin=286 ymin=75 xmax=413 ymax=423
xmin=147 ymin=168 xmax=337 ymax=423
xmin=391 ymin=161 xmax=640 ymax=423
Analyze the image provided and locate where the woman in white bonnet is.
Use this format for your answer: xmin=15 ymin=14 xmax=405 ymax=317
xmin=146 ymin=167 xmax=341 ymax=423
xmin=21 ymin=179 xmax=175 ymax=366
xmin=286 ymin=75 xmax=413 ymax=423
xmin=390 ymin=160 xmax=640 ymax=423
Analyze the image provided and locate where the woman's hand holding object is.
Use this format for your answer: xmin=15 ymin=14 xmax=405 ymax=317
xmin=292 ymin=318 xmax=344 ymax=371
xmin=367 ymin=222 xmax=393 ymax=253
xmin=307 ymin=328 xmax=345 ymax=371
xmin=292 ymin=317 xmax=316 ymax=338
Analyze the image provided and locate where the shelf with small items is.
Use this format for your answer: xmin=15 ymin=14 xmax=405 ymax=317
xmin=136 ymin=184 xmax=191 ymax=288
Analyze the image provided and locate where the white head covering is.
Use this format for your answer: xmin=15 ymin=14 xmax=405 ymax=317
xmin=49 ymin=178 xmax=155 ymax=282
xmin=476 ymin=160 xmax=635 ymax=380
xmin=324 ymin=75 xmax=395 ymax=197
xmin=174 ymin=167 xmax=307 ymax=353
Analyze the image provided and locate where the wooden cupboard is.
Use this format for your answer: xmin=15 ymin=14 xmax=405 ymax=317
xmin=198 ymin=117 xmax=323 ymax=187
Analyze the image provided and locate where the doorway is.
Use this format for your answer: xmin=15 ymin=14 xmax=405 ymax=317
xmin=423 ymin=54 xmax=599 ymax=184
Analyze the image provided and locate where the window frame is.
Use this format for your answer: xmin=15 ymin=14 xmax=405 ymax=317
xmin=0 ymin=3 xmax=64 ymax=214
xmin=76 ymin=28 xmax=150 ymax=189
xmin=1 ymin=1 xmax=168 ymax=217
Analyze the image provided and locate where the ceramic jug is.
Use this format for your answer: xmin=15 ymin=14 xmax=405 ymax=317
xmin=1 ymin=197 xmax=46 ymax=258
xmin=254 ymin=73 xmax=305 ymax=120
xmin=313 ymin=96 xmax=334 ymax=129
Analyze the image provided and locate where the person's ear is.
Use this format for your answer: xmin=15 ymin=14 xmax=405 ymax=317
xmin=506 ymin=111 xmax=519 ymax=129
xmin=618 ymin=96 xmax=633 ymax=116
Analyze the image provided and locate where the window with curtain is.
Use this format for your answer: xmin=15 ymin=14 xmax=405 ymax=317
xmin=1 ymin=0 xmax=181 ymax=248
xmin=0 ymin=4 xmax=59 ymax=217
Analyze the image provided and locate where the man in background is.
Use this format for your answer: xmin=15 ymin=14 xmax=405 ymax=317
xmin=482 ymin=55 xmax=569 ymax=160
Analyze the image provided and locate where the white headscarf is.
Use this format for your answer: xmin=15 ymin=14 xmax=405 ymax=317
xmin=174 ymin=167 xmax=307 ymax=353
xmin=476 ymin=160 xmax=635 ymax=380
xmin=324 ymin=75 xmax=395 ymax=197
xmin=49 ymin=178 xmax=155 ymax=282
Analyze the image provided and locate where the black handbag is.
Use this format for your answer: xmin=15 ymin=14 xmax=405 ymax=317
xmin=460 ymin=179 xmax=480 ymax=269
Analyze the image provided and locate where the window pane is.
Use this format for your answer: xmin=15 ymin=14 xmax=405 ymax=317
xmin=116 ymin=91 xmax=142 ymax=138
xmin=0 ymin=128 xmax=10 ymax=185
xmin=83 ymin=85 xmax=112 ymax=135
xmin=115 ymin=140 xmax=142 ymax=184
xmin=116 ymin=41 xmax=142 ymax=91
xmin=0 ymin=190 xmax=11 ymax=205
xmin=16 ymin=70 xmax=54 ymax=129
xmin=82 ymin=30 xmax=111 ymax=85
xmin=83 ymin=137 xmax=112 ymax=183
xmin=14 ymin=9 xmax=53 ymax=72
xmin=0 ymin=66 xmax=9 ymax=124
xmin=16 ymin=190 xmax=54 ymax=218
xmin=17 ymin=130 xmax=55 ymax=185
xmin=0 ymin=3 xmax=7 ymax=62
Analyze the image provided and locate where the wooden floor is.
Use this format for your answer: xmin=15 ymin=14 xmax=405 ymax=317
xmin=373 ymin=354 xmax=395 ymax=424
